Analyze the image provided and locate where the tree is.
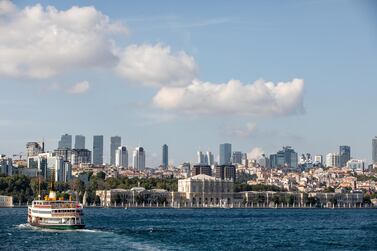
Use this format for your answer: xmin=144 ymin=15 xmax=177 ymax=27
xmin=96 ymin=171 xmax=106 ymax=180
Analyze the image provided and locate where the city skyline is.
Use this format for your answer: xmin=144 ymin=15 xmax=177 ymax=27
xmin=1 ymin=1 xmax=377 ymax=166
xmin=20 ymin=133 xmax=375 ymax=168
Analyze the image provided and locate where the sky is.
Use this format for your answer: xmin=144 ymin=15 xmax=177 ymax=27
xmin=1 ymin=0 xmax=377 ymax=166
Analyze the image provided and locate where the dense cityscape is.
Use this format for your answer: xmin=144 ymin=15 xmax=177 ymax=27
xmin=1 ymin=133 xmax=377 ymax=208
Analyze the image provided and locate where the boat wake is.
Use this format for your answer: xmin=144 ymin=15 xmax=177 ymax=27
xmin=15 ymin=223 xmax=108 ymax=234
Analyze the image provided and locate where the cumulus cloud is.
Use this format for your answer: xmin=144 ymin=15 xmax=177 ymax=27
xmin=228 ymin=122 xmax=257 ymax=137
xmin=247 ymin=147 xmax=265 ymax=160
xmin=0 ymin=0 xmax=16 ymax=15
xmin=0 ymin=2 xmax=127 ymax=79
xmin=67 ymin=81 xmax=90 ymax=94
xmin=116 ymin=43 xmax=198 ymax=87
xmin=153 ymin=78 xmax=304 ymax=116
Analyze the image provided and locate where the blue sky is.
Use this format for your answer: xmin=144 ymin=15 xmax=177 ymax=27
xmin=1 ymin=0 xmax=376 ymax=166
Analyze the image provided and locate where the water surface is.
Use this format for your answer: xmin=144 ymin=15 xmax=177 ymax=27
xmin=1 ymin=208 xmax=376 ymax=250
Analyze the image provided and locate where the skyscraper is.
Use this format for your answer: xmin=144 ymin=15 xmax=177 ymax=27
xmin=74 ymin=135 xmax=85 ymax=149
xmin=269 ymin=146 xmax=298 ymax=168
xmin=58 ymin=134 xmax=72 ymax=149
xmin=162 ymin=144 xmax=168 ymax=168
xmin=92 ymin=135 xmax=103 ymax=165
xmin=110 ymin=136 xmax=121 ymax=165
xmin=339 ymin=145 xmax=351 ymax=167
xmin=372 ymin=137 xmax=377 ymax=164
xmin=219 ymin=143 xmax=232 ymax=165
xmin=133 ymin=147 xmax=145 ymax=170
xmin=197 ymin=151 xmax=205 ymax=164
xmin=115 ymin=146 xmax=128 ymax=168
xmin=26 ymin=142 xmax=43 ymax=157
xmin=326 ymin=153 xmax=339 ymax=167
xmin=206 ymin=151 xmax=214 ymax=166
xmin=232 ymin=151 xmax=243 ymax=164
xmin=314 ymin=155 xmax=323 ymax=166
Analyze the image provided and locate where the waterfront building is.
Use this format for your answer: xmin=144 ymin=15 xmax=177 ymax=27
xmin=219 ymin=143 xmax=232 ymax=165
xmin=74 ymin=135 xmax=85 ymax=149
xmin=176 ymin=174 xmax=234 ymax=207
xmin=346 ymin=159 xmax=365 ymax=172
xmin=26 ymin=142 xmax=43 ymax=157
xmin=132 ymin=147 xmax=145 ymax=170
xmin=232 ymin=151 xmax=243 ymax=164
xmin=326 ymin=153 xmax=340 ymax=167
xmin=110 ymin=136 xmax=121 ymax=165
xmin=0 ymin=195 xmax=13 ymax=207
xmin=206 ymin=151 xmax=214 ymax=166
xmin=58 ymin=134 xmax=72 ymax=149
xmin=339 ymin=145 xmax=351 ymax=167
xmin=115 ymin=146 xmax=128 ymax=168
xmin=162 ymin=144 xmax=168 ymax=168
xmin=215 ymin=165 xmax=236 ymax=181
xmin=270 ymin=146 xmax=298 ymax=168
xmin=71 ymin=149 xmax=91 ymax=165
xmin=192 ymin=164 xmax=212 ymax=176
xmin=373 ymin=136 xmax=377 ymax=164
xmin=0 ymin=155 xmax=13 ymax=176
xmin=93 ymin=135 xmax=104 ymax=165
xmin=96 ymin=188 xmax=169 ymax=207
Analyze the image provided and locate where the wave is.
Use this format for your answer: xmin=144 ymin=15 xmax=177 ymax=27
xmin=15 ymin=223 xmax=110 ymax=234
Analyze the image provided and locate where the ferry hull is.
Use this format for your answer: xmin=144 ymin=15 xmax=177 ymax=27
xmin=30 ymin=222 xmax=85 ymax=230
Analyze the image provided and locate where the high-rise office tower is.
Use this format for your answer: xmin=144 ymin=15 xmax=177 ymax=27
xmin=92 ymin=135 xmax=103 ymax=165
xmin=197 ymin=151 xmax=205 ymax=164
xmin=74 ymin=135 xmax=85 ymax=149
xmin=339 ymin=145 xmax=351 ymax=167
xmin=372 ymin=137 xmax=377 ymax=164
xmin=269 ymin=146 xmax=298 ymax=168
xmin=26 ymin=142 xmax=43 ymax=157
xmin=314 ymin=155 xmax=323 ymax=166
xmin=162 ymin=144 xmax=168 ymax=168
xmin=110 ymin=136 xmax=121 ymax=165
xmin=115 ymin=146 xmax=128 ymax=168
xmin=232 ymin=151 xmax=243 ymax=164
xmin=133 ymin=147 xmax=145 ymax=170
xmin=58 ymin=134 xmax=72 ymax=149
xmin=219 ymin=143 xmax=232 ymax=165
xmin=326 ymin=153 xmax=339 ymax=167
xmin=206 ymin=151 xmax=214 ymax=166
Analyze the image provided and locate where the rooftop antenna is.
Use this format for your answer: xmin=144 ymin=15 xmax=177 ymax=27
xmin=41 ymin=138 xmax=45 ymax=153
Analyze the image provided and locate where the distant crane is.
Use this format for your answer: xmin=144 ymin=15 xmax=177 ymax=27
xmin=12 ymin=152 xmax=23 ymax=160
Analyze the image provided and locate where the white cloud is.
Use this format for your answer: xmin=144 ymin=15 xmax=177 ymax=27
xmin=67 ymin=81 xmax=90 ymax=94
xmin=0 ymin=0 xmax=16 ymax=15
xmin=153 ymin=78 xmax=304 ymax=116
xmin=0 ymin=3 xmax=127 ymax=79
xmin=116 ymin=43 xmax=198 ymax=87
xmin=228 ymin=122 xmax=257 ymax=137
xmin=247 ymin=147 xmax=264 ymax=160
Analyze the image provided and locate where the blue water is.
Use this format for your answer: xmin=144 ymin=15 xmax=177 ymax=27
xmin=1 ymin=208 xmax=377 ymax=250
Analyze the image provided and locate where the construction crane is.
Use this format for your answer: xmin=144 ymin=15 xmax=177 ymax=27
xmin=12 ymin=152 xmax=23 ymax=160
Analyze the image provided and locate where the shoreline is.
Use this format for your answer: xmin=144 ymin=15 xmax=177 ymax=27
xmin=3 ymin=205 xmax=376 ymax=209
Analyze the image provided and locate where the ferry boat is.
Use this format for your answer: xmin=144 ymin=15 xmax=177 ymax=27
xmin=27 ymin=190 xmax=85 ymax=230
xmin=28 ymin=169 xmax=85 ymax=230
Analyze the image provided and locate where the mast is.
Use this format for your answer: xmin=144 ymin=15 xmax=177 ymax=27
xmin=38 ymin=169 xmax=41 ymax=199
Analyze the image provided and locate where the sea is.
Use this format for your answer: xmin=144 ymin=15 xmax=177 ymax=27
xmin=1 ymin=208 xmax=377 ymax=251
